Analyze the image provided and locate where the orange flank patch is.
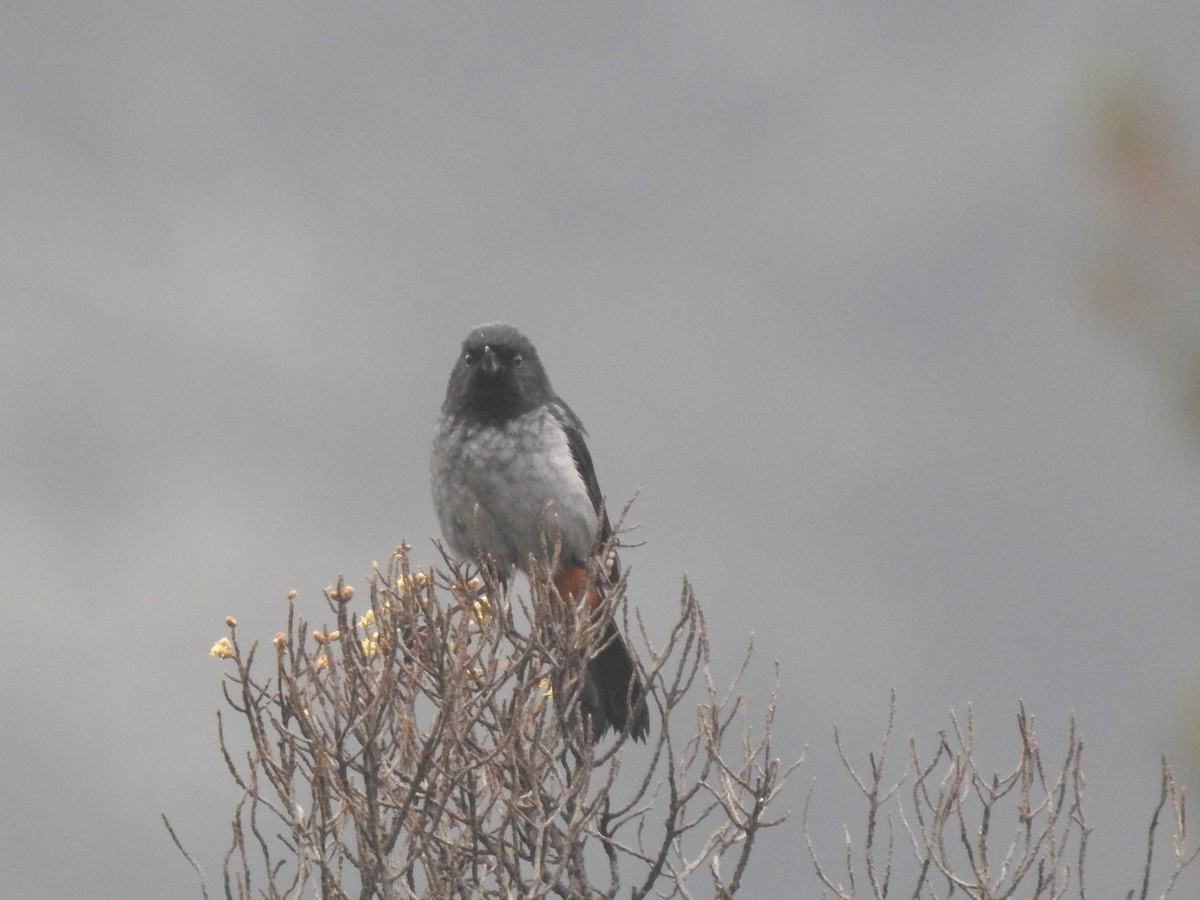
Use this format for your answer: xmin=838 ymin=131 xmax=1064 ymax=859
xmin=552 ymin=564 xmax=604 ymax=613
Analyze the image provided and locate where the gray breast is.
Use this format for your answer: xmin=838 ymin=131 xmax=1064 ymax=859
xmin=432 ymin=407 xmax=598 ymax=571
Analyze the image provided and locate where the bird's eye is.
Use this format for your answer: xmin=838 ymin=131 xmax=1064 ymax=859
xmin=512 ymin=354 xmax=523 ymax=368
xmin=463 ymin=351 xmax=478 ymax=367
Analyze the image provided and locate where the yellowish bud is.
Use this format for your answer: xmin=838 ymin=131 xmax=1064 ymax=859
xmin=361 ymin=636 xmax=379 ymax=659
xmin=472 ymin=596 xmax=492 ymax=625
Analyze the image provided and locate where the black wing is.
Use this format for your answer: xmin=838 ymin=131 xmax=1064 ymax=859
xmin=551 ymin=398 xmax=619 ymax=575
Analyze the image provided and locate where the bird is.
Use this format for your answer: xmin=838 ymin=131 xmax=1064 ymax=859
xmin=431 ymin=323 xmax=649 ymax=742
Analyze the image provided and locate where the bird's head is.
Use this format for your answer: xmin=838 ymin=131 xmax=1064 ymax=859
xmin=443 ymin=323 xmax=553 ymax=421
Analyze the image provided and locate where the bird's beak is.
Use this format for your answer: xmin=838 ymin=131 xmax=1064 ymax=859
xmin=481 ymin=345 xmax=500 ymax=375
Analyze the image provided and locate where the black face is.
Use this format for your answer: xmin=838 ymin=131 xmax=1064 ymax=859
xmin=443 ymin=324 xmax=553 ymax=421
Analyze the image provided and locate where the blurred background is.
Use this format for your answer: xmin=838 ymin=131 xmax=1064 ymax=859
xmin=3 ymin=3 xmax=1199 ymax=896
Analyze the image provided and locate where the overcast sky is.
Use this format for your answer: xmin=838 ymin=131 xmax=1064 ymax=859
xmin=3 ymin=3 xmax=1200 ymax=897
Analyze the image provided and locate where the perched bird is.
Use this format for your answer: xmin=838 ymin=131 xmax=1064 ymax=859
xmin=431 ymin=323 xmax=648 ymax=741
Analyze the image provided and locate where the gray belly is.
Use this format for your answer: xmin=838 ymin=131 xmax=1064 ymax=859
xmin=431 ymin=408 xmax=598 ymax=571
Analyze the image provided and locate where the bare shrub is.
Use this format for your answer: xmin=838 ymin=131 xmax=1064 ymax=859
xmin=165 ymin=545 xmax=1195 ymax=898
xmin=166 ymin=541 xmax=801 ymax=898
xmin=804 ymin=694 xmax=1199 ymax=899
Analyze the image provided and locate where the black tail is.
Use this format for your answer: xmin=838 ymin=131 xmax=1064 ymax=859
xmin=583 ymin=621 xmax=649 ymax=742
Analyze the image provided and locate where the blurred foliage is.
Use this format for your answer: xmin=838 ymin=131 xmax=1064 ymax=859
xmin=1089 ymin=66 xmax=1200 ymax=781
xmin=1090 ymin=68 xmax=1200 ymax=436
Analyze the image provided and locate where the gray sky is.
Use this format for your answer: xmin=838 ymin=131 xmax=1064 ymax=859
xmin=3 ymin=3 xmax=1200 ymax=896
